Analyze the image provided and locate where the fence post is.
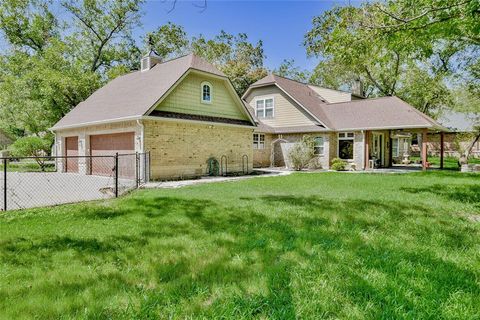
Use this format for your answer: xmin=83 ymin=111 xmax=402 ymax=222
xmin=114 ymin=153 xmax=119 ymax=198
xmin=3 ymin=158 xmax=6 ymax=211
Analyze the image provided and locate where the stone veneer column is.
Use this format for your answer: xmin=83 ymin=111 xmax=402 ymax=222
xmin=353 ymin=131 xmax=365 ymax=170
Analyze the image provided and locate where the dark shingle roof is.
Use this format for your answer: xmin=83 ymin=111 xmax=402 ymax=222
xmin=52 ymin=54 xmax=230 ymax=129
xmin=248 ymin=74 xmax=446 ymax=131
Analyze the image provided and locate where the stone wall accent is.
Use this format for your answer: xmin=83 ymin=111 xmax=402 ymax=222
xmin=144 ymin=119 xmax=253 ymax=179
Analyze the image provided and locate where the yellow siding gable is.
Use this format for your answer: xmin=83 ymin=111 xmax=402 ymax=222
xmin=155 ymin=72 xmax=248 ymax=120
xmin=244 ymin=85 xmax=317 ymax=128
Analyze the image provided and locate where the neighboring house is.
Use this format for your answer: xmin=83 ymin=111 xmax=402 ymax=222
xmin=0 ymin=130 xmax=13 ymax=150
xmin=243 ymin=74 xmax=446 ymax=170
xmin=52 ymin=53 xmax=256 ymax=179
xmin=419 ymin=110 xmax=480 ymax=158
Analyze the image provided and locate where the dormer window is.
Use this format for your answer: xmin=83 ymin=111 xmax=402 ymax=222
xmin=201 ymin=81 xmax=212 ymax=104
xmin=255 ymin=98 xmax=274 ymax=118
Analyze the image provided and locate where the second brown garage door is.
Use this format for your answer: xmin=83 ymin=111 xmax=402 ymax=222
xmin=90 ymin=132 xmax=135 ymax=177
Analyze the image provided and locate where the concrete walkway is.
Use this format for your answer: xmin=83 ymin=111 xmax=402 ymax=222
xmin=142 ymin=169 xmax=291 ymax=189
xmin=141 ymin=166 xmax=425 ymax=190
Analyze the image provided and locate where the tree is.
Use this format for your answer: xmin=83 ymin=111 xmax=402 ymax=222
xmin=191 ymin=32 xmax=267 ymax=95
xmin=61 ymin=0 xmax=143 ymax=73
xmin=0 ymin=0 xmax=143 ymax=138
xmin=304 ymin=1 xmax=479 ymax=116
xmin=145 ymin=22 xmax=189 ymax=60
xmin=9 ymin=135 xmax=52 ymax=170
xmin=273 ymin=59 xmax=311 ymax=83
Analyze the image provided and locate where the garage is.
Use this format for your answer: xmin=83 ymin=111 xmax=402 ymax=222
xmin=90 ymin=132 xmax=135 ymax=178
xmin=65 ymin=136 xmax=79 ymax=173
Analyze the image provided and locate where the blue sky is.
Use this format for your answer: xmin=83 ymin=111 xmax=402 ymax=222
xmin=136 ymin=0 xmax=356 ymax=71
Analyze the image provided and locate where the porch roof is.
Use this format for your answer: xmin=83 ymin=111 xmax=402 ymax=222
xmin=317 ymin=96 xmax=447 ymax=131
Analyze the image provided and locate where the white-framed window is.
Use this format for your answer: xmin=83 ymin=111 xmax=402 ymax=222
xmin=338 ymin=132 xmax=354 ymax=160
xmin=392 ymin=138 xmax=399 ymax=157
xmin=201 ymin=81 xmax=212 ymax=103
xmin=253 ymin=133 xmax=265 ymax=149
xmin=314 ymin=136 xmax=324 ymax=155
xmin=255 ymin=98 xmax=274 ymax=118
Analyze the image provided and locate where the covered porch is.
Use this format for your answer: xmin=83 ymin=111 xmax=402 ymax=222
xmin=362 ymin=128 xmax=448 ymax=171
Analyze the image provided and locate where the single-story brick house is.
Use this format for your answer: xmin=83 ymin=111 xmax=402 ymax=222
xmin=243 ymin=74 xmax=448 ymax=170
xmin=52 ymin=53 xmax=256 ymax=179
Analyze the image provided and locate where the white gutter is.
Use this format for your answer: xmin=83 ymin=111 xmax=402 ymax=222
xmin=136 ymin=119 xmax=145 ymax=153
xmin=335 ymin=124 xmax=449 ymax=131
xmin=51 ymin=115 xmax=142 ymax=131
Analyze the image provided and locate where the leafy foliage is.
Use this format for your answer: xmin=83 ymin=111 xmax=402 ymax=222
xmin=9 ymin=135 xmax=52 ymax=170
xmin=273 ymin=59 xmax=311 ymax=83
xmin=330 ymin=158 xmax=347 ymax=171
xmin=287 ymin=136 xmax=315 ymax=171
xmin=304 ymin=0 xmax=480 ymax=117
xmin=191 ymin=32 xmax=267 ymax=95
xmin=0 ymin=0 xmax=143 ymax=138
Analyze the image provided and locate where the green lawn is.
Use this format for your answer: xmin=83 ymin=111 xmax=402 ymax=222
xmin=6 ymin=160 xmax=56 ymax=172
xmin=1 ymin=172 xmax=479 ymax=319
xmin=409 ymin=156 xmax=480 ymax=170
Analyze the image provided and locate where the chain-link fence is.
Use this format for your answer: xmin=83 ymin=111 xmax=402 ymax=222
xmin=0 ymin=152 xmax=150 ymax=211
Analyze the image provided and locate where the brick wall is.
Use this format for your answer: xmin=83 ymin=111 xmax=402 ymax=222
xmin=144 ymin=119 xmax=253 ymax=179
xmin=252 ymin=133 xmax=273 ymax=168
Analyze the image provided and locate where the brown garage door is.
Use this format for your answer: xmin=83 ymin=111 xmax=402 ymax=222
xmin=65 ymin=136 xmax=79 ymax=173
xmin=90 ymin=132 xmax=135 ymax=177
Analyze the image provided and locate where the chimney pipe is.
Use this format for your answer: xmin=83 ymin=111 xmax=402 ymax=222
xmin=141 ymin=50 xmax=162 ymax=72
xmin=352 ymin=78 xmax=364 ymax=97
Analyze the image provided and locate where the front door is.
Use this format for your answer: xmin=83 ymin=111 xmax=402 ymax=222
xmin=372 ymin=133 xmax=384 ymax=167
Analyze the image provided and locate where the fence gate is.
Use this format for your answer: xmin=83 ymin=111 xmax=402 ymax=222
xmin=1 ymin=152 xmax=150 ymax=211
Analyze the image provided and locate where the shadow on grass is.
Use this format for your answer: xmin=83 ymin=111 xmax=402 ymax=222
xmin=1 ymin=193 xmax=479 ymax=318
xmin=401 ymin=183 xmax=480 ymax=207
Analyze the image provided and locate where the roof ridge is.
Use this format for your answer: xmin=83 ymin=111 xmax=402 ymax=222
xmin=323 ymin=95 xmax=394 ymax=106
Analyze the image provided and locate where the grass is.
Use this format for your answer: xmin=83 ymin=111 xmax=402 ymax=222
xmin=6 ymin=160 xmax=55 ymax=172
xmin=1 ymin=171 xmax=479 ymax=319
xmin=409 ymin=156 xmax=480 ymax=170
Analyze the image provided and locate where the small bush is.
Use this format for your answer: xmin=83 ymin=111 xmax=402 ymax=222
xmin=331 ymin=158 xmax=347 ymax=171
xmin=288 ymin=136 xmax=315 ymax=171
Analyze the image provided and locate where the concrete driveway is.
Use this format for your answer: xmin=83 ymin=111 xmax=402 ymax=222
xmin=0 ymin=172 xmax=136 ymax=211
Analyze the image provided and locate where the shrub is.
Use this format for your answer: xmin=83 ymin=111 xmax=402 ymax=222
xmin=287 ymin=136 xmax=315 ymax=171
xmin=331 ymin=158 xmax=347 ymax=171
xmin=9 ymin=136 xmax=52 ymax=171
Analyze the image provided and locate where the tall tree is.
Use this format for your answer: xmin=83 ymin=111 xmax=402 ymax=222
xmin=273 ymin=59 xmax=311 ymax=83
xmin=0 ymin=0 xmax=143 ymax=137
xmin=145 ymin=22 xmax=189 ymax=60
xmin=191 ymin=31 xmax=267 ymax=95
xmin=305 ymin=0 xmax=479 ymax=116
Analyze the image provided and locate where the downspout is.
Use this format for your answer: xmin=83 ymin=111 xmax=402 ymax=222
xmin=361 ymin=130 xmax=365 ymax=170
xmin=136 ymin=119 xmax=145 ymax=153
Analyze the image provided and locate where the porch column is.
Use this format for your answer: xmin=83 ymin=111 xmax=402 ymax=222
xmin=421 ymin=129 xmax=428 ymax=171
xmin=440 ymin=132 xmax=444 ymax=169
xmin=364 ymin=130 xmax=370 ymax=170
